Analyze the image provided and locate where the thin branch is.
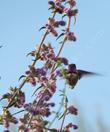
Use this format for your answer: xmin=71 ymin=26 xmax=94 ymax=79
xmin=60 ymin=103 xmax=68 ymax=131
xmin=47 ymin=86 xmax=66 ymax=129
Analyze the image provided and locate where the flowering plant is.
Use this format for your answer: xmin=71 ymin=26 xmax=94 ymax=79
xmin=0 ymin=0 xmax=96 ymax=132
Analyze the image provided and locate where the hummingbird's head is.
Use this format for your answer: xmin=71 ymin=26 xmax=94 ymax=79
xmin=68 ymin=64 xmax=77 ymax=73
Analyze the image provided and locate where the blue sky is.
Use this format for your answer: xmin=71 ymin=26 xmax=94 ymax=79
xmin=0 ymin=0 xmax=110 ymax=131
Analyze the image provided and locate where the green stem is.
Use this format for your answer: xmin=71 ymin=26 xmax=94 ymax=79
xmin=60 ymin=109 xmax=67 ymax=131
xmin=32 ymin=30 xmax=48 ymax=66
xmin=47 ymin=86 xmax=66 ymax=129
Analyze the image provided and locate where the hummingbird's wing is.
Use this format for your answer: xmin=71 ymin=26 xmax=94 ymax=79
xmin=77 ymin=70 xmax=100 ymax=79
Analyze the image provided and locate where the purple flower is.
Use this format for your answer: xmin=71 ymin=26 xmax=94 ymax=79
xmin=11 ymin=117 xmax=18 ymax=124
xmin=26 ymin=66 xmax=48 ymax=86
xmin=65 ymin=30 xmax=76 ymax=41
xmin=58 ymin=57 xmax=68 ymax=65
xmin=58 ymin=20 xmax=66 ymax=26
xmin=2 ymin=109 xmax=18 ymax=130
xmin=36 ymin=43 xmax=56 ymax=64
xmin=64 ymin=8 xmax=78 ymax=17
xmin=24 ymin=100 xmax=54 ymax=117
xmin=14 ymin=90 xmax=25 ymax=108
xmin=18 ymin=115 xmax=29 ymax=131
xmin=38 ymin=78 xmax=56 ymax=100
xmin=46 ymin=24 xmax=58 ymax=37
xmin=25 ymin=66 xmax=37 ymax=86
xmin=42 ymin=93 xmax=52 ymax=101
xmin=48 ymin=1 xmax=55 ymax=6
xmin=52 ymin=70 xmax=61 ymax=78
xmin=38 ymin=88 xmax=55 ymax=101
xmin=36 ymin=67 xmax=47 ymax=76
xmin=67 ymin=0 xmax=76 ymax=8
xmin=3 ymin=87 xmax=25 ymax=108
xmin=24 ymin=102 xmax=39 ymax=116
xmin=29 ymin=76 xmax=36 ymax=86
xmin=3 ymin=117 xmax=9 ymax=129
xmin=54 ymin=20 xmax=66 ymax=27
xmin=48 ymin=0 xmax=65 ymax=14
xmin=67 ymin=105 xmax=78 ymax=115
xmin=65 ymin=123 xmax=78 ymax=130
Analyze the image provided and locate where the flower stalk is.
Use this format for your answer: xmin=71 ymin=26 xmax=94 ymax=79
xmin=0 ymin=1 xmax=79 ymax=132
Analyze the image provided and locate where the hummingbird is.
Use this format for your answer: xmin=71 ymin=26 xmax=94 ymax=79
xmin=61 ymin=64 xmax=99 ymax=89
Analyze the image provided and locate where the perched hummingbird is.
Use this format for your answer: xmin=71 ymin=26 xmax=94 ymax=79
xmin=61 ymin=64 xmax=99 ymax=89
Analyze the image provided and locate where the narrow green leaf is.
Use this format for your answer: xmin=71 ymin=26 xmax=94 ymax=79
xmin=56 ymin=33 xmax=64 ymax=40
xmin=18 ymin=75 xmax=26 ymax=81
